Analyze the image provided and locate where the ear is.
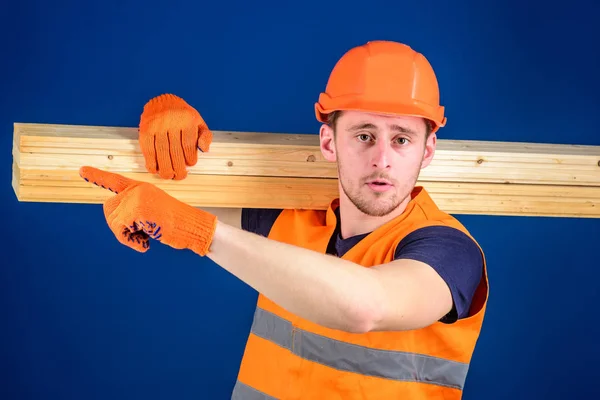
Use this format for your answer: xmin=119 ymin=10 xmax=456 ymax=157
xmin=319 ymin=124 xmax=337 ymax=162
xmin=420 ymin=132 xmax=437 ymax=169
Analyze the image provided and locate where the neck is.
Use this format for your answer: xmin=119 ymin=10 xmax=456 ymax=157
xmin=336 ymin=192 xmax=412 ymax=239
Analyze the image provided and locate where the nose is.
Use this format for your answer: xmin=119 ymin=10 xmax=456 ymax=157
xmin=371 ymin=139 xmax=392 ymax=169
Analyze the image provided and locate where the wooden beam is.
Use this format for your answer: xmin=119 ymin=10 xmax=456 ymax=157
xmin=12 ymin=122 xmax=600 ymax=218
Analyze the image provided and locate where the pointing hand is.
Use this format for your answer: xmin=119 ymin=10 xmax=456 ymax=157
xmin=79 ymin=166 xmax=217 ymax=255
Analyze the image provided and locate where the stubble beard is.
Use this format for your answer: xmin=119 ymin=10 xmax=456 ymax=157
xmin=337 ymin=162 xmax=420 ymax=218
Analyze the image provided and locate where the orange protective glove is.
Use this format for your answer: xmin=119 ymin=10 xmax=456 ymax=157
xmin=79 ymin=166 xmax=217 ymax=256
xmin=139 ymin=93 xmax=213 ymax=180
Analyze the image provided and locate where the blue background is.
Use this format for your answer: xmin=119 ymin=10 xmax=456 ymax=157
xmin=2 ymin=0 xmax=599 ymax=399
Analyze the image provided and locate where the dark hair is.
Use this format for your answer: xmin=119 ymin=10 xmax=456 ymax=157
xmin=326 ymin=110 xmax=433 ymax=138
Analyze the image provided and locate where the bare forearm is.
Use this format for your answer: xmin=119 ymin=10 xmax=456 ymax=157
xmin=199 ymin=207 xmax=241 ymax=229
xmin=205 ymin=221 xmax=385 ymax=333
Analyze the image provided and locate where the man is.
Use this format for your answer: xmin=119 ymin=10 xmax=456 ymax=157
xmin=79 ymin=40 xmax=488 ymax=399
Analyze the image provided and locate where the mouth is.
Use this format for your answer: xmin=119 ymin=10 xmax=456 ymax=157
xmin=368 ymin=179 xmax=392 ymax=186
xmin=366 ymin=179 xmax=394 ymax=192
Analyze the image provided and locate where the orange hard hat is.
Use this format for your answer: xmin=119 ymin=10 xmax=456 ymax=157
xmin=314 ymin=40 xmax=447 ymax=133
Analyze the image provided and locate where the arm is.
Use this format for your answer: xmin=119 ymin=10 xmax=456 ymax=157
xmin=206 ymin=220 xmax=454 ymax=333
xmin=77 ymin=167 xmax=459 ymax=334
xmin=200 ymin=207 xmax=241 ymax=229
xmin=197 ymin=207 xmax=282 ymax=234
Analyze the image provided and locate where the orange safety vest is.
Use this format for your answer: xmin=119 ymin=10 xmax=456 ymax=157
xmin=231 ymin=186 xmax=489 ymax=399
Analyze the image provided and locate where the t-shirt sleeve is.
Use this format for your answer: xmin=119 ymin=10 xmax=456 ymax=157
xmin=394 ymin=225 xmax=484 ymax=323
xmin=241 ymin=208 xmax=284 ymax=237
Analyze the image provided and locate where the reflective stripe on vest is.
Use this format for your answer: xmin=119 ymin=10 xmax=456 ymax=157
xmin=232 ymin=380 xmax=277 ymax=400
xmin=232 ymin=307 xmax=469 ymax=395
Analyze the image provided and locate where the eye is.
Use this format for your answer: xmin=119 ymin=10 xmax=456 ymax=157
xmin=396 ymin=137 xmax=409 ymax=145
xmin=357 ymin=134 xmax=372 ymax=142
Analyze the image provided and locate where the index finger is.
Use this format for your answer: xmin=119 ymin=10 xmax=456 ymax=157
xmin=79 ymin=166 xmax=136 ymax=194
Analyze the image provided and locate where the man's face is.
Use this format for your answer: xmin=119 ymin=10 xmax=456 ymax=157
xmin=320 ymin=111 xmax=436 ymax=217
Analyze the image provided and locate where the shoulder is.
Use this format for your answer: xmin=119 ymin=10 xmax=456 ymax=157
xmin=395 ymin=225 xmax=483 ymax=264
xmin=241 ymin=208 xmax=284 ymax=237
xmin=394 ymin=225 xmax=484 ymax=322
